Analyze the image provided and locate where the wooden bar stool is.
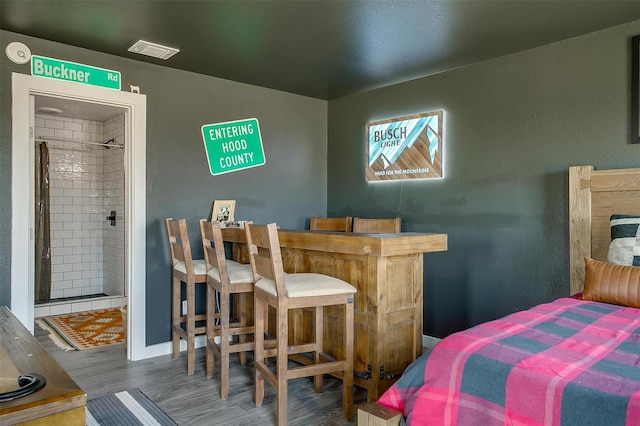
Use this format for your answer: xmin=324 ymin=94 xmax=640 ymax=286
xmin=352 ymin=217 xmax=401 ymax=233
xmin=165 ymin=218 xmax=209 ymax=375
xmin=309 ymin=216 xmax=353 ymax=232
xmin=245 ymin=222 xmax=356 ymax=425
xmin=199 ymin=219 xmax=255 ymax=400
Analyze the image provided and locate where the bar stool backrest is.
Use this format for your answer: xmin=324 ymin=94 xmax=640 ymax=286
xmin=309 ymin=216 xmax=353 ymax=232
xmin=200 ymin=220 xmax=229 ymax=283
xmin=245 ymin=223 xmax=286 ymax=298
xmin=352 ymin=217 xmax=401 ymax=233
xmin=166 ymin=218 xmax=195 ymax=274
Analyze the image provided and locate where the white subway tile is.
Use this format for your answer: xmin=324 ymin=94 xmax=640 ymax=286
xmin=53 ymin=263 xmax=73 ymax=273
xmin=63 ymin=205 xmax=82 ymax=214
xmin=71 ymin=301 xmax=92 ymax=312
xmin=64 ymin=121 xmax=82 ymax=132
xmin=80 ymin=287 xmax=100 ymax=296
xmin=34 ymin=306 xmax=50 ymax=318
xmin=63 ymin=238 xmax=82 ymax=247
xmin=53 ymin=213 xmax=73 ymax=222
xmin=50 ymin=239 xmax=64 ymax=248
xmin=63 ymin=188 xmax=82 ymax=197
xmin=54 ymin=129 xmax=74 ymax=139
xmin=72 ymin=262 xmax=89 ymax=272
xmin=63 ymin=254 xmax=82 ymax=264
xmin=45 ymin=119 xmax=64 ymax=129
xmin=57 ymin=280 xmax=73 ymax=290
xmin=63 ymin=221 xmax=82 ymax=230
xmin=49 ymin=303 xmax=71 ymax=315
xmin=82 ymin=270 xmax=98 ymax=279
xmin=52 ymin=230 xmax=73 ymax=239
xmin=92 ymin=299 xmax=112 ymax=310
xmin=63 ymin=288 xmax=82 ymax=299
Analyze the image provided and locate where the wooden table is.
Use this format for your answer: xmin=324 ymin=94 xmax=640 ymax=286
xmin=222 ymin=228 xmax=448 ymax=401
xmin=0 ymin=306 xmax=86 ymax=425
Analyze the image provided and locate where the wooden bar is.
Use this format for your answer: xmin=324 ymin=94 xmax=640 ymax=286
xmin=222 ymin=228 xmax=447 ymax=401
xmin=0 ymin=306 xmax=86 ymax=426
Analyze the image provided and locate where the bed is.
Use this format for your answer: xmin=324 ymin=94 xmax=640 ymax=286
xmin=375 ymin=165 xmax=640 ymax=425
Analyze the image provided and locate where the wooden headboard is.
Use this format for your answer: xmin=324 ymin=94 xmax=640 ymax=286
xmin=569 ymin=165 xmax=640 ymax=295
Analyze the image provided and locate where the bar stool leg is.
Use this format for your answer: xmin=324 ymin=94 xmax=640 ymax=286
xmin=172 ymin=276 xmax=181 ymax=360
xmin=314 ymin=306 xmax=323 ymax=393
xmin=186 ymin=277 xmax=196 ymax=375
xmin=343 ymin=300 xmax=354 ymax=420
xmin=254 ymin=293 xmax=265 ymax=407
xmin=238 ymin=293 xmax=248 ymax=366
xmin=276 ymin=305 xmax=288 ymax=426
xmin=206 ymin=284 xmax=216 ymax=378
xmin=220 ymin=288 xmax=231 ymax=399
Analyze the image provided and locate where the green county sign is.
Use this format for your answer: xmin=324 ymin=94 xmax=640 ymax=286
xmin=31 ymin=55 xmax=121 ymax=90
xmin=201 ymin=118 xmax=266 ymax=175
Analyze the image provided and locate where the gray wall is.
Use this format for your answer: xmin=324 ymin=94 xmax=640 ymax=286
xmin=327 ymin=21 xmax=640 ymax=338
xmin=0 ymin=30 xmax=328 ymax=345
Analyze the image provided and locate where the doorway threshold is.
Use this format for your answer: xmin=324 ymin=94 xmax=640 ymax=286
xmin=34 ymin=295 xmax=127 ymax=318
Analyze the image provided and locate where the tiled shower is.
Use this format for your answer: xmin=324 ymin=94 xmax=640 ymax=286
xmin=33 ymin=111 xmax=127 ymax=318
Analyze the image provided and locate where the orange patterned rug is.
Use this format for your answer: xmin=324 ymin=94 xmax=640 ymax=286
xmin=36 ymin=308 xmax=125 ymax=351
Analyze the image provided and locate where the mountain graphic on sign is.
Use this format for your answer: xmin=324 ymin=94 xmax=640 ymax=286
xmin=381 ymin=154 xmax=392 ymax=169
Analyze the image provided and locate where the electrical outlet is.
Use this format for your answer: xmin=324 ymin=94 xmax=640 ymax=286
xmin=182 ymin=300 xmax=187 ymax=315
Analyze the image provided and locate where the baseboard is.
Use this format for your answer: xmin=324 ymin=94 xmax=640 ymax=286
xmin=141 ymin=334 xmax=442 ymax=361
xmin=142 ymin=335 xmax=207 ymax=360
xmin=422 ymin=334 xmax=441 ymax=350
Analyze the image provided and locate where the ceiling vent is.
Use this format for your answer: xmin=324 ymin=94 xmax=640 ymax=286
xmin=128 ymin=40 xmax=179 ymax=60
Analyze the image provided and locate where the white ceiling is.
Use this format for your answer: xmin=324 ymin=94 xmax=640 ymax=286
xmin=34 ymin=96 xmax=125 ymax=122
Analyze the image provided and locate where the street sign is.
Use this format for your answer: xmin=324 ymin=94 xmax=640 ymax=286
xmin=31 ymin=55 xmax=121 ymax=90
xmin=201 ymin=118 xmax=266 ymax=175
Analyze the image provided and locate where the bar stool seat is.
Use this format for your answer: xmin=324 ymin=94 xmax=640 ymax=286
xmin=206 ymin=260 xmax=253 ymax=283
xmin=255 ymin=273 xmax=355 ymax=298
xmin=173 ymin=259 xmax=208 ymax=275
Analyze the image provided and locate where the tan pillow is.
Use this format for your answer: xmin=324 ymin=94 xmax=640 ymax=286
xmin=583 ymin=257 xmax=640 ymax=308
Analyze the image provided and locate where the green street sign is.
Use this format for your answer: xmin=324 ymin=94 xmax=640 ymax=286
xmin=31 ymin=55 xmax=121 ymax=90
xmin=201 ymin=118 xmax=266 ymax=175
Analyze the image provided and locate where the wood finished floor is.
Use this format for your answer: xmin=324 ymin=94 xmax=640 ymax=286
xmin=34 ymin=324 xmax=368 ymax=425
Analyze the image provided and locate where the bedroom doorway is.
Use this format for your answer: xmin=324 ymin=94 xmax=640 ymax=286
xmin=11 ymin=73 xmax=147 ymax=361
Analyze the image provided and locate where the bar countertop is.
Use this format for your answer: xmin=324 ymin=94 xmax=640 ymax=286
xmin=221 ymin=228 xmax=448 ymax=256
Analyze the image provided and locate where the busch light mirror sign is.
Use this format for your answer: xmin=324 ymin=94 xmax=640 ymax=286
xmin=366 ymin=111 xmax=443 ymax=182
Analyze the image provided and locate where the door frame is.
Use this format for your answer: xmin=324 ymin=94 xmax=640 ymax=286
xmin=11 ymin=73 xmax=147 ymax=361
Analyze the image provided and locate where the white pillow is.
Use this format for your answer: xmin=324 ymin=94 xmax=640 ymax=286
xmin=607 ymin=214 xmax=640 ymax=266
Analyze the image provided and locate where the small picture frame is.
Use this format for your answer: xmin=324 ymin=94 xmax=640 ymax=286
xmin=211 ymin=200 xmax=236 ymax=222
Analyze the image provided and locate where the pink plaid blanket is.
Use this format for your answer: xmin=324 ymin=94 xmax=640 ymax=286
xmin=379 ymin=298 xmax=640 ymax=425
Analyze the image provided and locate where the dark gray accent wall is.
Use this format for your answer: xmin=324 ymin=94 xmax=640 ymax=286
xmin=0 ymin=30 xmax=328 ymax=345
xmin=327 ymin=21 xmax=640 ymax=338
